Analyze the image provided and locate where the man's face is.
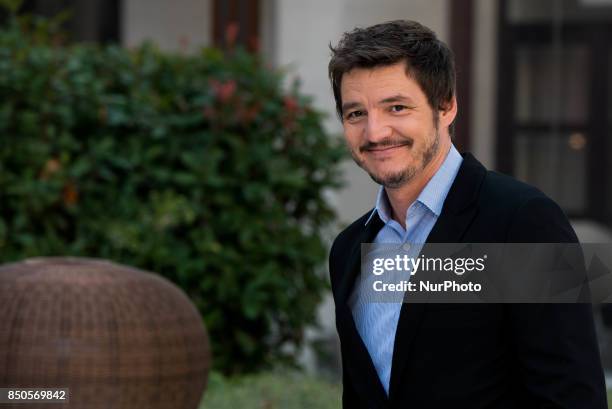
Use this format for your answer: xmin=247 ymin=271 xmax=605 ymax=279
xmin=340 ymin=62 xmax=443 ymax=189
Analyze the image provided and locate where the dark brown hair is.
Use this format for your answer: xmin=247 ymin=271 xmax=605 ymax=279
xmin=328 ymin=20 xmax=456 ymax=121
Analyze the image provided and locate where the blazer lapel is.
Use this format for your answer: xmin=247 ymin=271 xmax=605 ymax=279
xmin=388 ymin=153 xmax=487 ymax=401
xmin=335 ymin=213 xmax=390 ymax=408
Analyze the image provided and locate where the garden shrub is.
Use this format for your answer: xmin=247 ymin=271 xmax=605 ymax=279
xmin=0 ymin=10 xmax=344 ymax=374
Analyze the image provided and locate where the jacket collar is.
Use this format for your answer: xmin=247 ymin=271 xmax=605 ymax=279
xmin=364 ymin=144 xmax=463 ymax=226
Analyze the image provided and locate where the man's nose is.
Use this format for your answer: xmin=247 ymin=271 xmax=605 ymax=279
xmin=365 ymin=113 xmax=392 ymax=142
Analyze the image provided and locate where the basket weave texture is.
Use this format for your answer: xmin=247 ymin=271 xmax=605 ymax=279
xmin=0 ymin=257 xmax=211 ymax=409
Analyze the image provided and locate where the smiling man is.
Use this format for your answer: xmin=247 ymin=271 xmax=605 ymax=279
xmin=327 ymin=20 xmax=606 ymax=409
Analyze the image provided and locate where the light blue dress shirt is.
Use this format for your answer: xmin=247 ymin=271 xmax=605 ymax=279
xmin=349 ymin=144 xmax=463 ymax=394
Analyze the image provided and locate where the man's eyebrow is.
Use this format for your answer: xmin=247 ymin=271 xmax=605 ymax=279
xmin=341 ymin=101 xmax=362 ymax=113
xmin=379 ymin=94 xmax=415 ymax=105
xmin=341 ymin=94 xmax=415 ymax=114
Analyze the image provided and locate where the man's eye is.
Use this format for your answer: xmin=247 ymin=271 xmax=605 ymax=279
xmin=346 ymin=110 xmax=365 ymax=120
xmin=390 ymin=105 xmax=407 ymax=113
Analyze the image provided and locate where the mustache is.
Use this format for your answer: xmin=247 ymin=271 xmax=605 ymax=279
xmin=359 ymin=138 xmax=413 ymax=153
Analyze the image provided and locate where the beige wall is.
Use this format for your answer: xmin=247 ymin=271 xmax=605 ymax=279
xmin=121 ymin=0 xmax=212 ymax=52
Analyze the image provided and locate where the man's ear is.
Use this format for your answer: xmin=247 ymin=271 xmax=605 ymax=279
xmin=439 ymin=96 xmax=458 ymax=129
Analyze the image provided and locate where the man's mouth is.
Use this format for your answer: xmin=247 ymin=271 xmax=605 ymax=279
xmin=367 ymin=145 xmax=407 ymax=152
xmin=362 ymin=142 xmax=411 ymax=153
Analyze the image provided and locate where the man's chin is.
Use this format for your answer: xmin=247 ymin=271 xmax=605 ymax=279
xmin=367 ymin=168 xmax=416 ymax=189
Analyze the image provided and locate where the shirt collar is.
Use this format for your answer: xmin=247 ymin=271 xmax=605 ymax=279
xmin=365 ymin=144 xmax=463 ymax=226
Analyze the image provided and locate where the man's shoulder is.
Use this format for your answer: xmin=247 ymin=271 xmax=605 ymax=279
xmin=330 ymin=210 xmax=372 ymax=256
xmin=480 ymin=169 xmax=550 ymax=209
xmin=451 ymin=152 xmax=556 ymax=216
xmin=477 ymin=167 xmax=576 ymax=242
xmin=328 ymin=210 xmax=373 ymax=289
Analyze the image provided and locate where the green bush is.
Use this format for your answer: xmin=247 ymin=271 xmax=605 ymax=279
xmin=0 ymin=12 xmax=344 ymax=374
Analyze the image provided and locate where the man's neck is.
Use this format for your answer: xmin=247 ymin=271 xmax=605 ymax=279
xmin=385 ymin=139 xmax=452 ymax=229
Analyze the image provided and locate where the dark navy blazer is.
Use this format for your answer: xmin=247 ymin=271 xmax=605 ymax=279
xmin=329 ymin=153 xmax=607 ymax=409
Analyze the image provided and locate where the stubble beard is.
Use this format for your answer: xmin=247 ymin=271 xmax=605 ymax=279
xmin=351 ymin=128 xmax=441 ymax=189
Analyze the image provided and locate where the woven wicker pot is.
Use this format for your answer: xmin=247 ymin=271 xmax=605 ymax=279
xmin=0 ymin=257 xmax=211 ymax=409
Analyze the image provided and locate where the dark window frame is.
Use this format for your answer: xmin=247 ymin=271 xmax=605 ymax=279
xmin=496 ymin=0 xmax=611 ymax=223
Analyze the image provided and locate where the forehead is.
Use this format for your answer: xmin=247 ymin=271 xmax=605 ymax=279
xmin=340 ymin=62 xmax=424 ymax=103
